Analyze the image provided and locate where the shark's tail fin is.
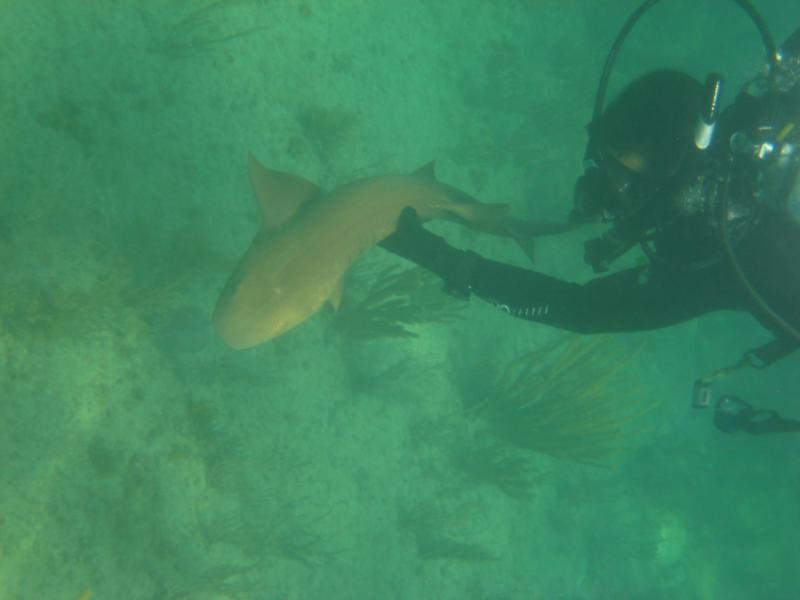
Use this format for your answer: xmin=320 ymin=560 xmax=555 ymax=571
xmin=502 ymin=218 xmax=581 ymax=265
xmin=442 ymin=202 xmax=511 ymax=234
xmin=445 ymin=208 xmax=579 ymax=265
xmin=441 ymin=203 xmax=540 ymax=264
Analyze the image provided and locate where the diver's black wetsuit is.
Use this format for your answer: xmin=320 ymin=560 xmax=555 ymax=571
xmin=381 ymin=206 xmax=799 ymax=336
xmin=438 ymin=247 xmax=743 ymax=335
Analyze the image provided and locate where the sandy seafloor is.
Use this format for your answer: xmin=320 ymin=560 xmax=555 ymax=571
xmin=2 ymin=1 xmax=800 ymax=599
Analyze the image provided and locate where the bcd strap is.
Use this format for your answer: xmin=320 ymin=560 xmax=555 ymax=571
xmin=744 ymin=335 xmax=800 ymax=368
xmin=692 ymin=335 xmax=798 ymax=408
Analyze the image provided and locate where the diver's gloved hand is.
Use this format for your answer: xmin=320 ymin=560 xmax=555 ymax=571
xmin=380 ymin=207 xmax=476 ymax=300
xmin=583 ymin=237 xmax=614 ymax=273
xmin=583 ymin=231 xmax=637 ymax=273
xmin=571 ymin=169 xmax=609 ymax=224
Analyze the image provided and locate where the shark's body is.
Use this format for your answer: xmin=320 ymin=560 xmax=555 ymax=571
xmin=213 ymin=156 xmax=556 ymax=349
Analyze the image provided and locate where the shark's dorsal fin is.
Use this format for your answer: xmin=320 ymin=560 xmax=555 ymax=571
xmin=249 ymin=154 xmax=321 ymax=231
xmin=413 ymin=160 xmax=437 ymax=180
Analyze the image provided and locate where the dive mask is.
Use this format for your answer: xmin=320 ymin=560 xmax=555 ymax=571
xmin=572 ymin=143 xmax=664 ymax=224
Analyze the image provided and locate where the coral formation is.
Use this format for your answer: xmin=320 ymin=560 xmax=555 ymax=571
xmin=164 ymin=562 xmax=269 ymax=600
xmin=197 ymin=479 xmax=333 ymax=569
xmin=473 ymin=336 xmax=654 ymax=464
xmin=333 ymin=264 xmax=464 ymax=341
xmin=398 ymin=501 xmax=496 ymax=562
xmin=451 ymin=435 xmax=546 ymax=501
xmin=294 ymin=105 xmax=358 ymax=161
xmin=34 ymin=96 xmax=94 ymax=154
xmin=150 ymin=0 xmax=269 ymax=59
xmin=0 ymin=268 xmax=178 ymax=343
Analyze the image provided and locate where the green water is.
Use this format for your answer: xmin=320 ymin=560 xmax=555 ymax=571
xmin=1 ymin=1 xmax=799 ymax=599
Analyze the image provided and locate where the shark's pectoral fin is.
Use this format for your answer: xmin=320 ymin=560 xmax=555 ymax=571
xmin=505 ymin=219 xmax=536 ymax=265
xmin=327 ymin=277 xmax=344 ymax=311
xmin=249 ymin=154 xmax=321 ymax=231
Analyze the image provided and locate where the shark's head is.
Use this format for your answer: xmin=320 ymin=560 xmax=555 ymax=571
xmin=213 ymin=156 xmax=328 ymax=349
xmin=214 ymin=237 xmax=309 ymax=350
xmin=212 ymin=235 xmax=302 ymax=349
xmin=213 ymin=274 xmax=299 ymax=349
xmin=214 ymin=307 xmax=292 ymax=349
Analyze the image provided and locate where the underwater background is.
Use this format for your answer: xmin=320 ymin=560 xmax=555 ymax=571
xmin=2 ymin=1 xmax=800 ymax=599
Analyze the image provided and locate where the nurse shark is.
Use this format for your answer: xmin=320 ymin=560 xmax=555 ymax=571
xmin=213 ymin=155 xmax=563 ymax=348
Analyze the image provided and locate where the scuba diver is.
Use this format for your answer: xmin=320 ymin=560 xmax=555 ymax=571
xmin=380 ymin=0 xmax=800 ymax=436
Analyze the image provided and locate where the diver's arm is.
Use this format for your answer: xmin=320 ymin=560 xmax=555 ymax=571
xmin=380 ymin=208 xmax=583 ymax=319
xmin=380 ymin=208 xmax=741 ymax=334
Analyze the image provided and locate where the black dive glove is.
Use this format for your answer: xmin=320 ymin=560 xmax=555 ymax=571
xmin=583 ymin=230 xmax=638 ymax=273
xmin=379 ymin=207 xmax=476 ymax=300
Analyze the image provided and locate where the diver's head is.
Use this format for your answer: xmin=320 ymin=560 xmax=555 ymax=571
xmin=593 ymin=69 xmax=704 ymax=178
xmin=574 ymin=70 xmax=705 ymax=222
